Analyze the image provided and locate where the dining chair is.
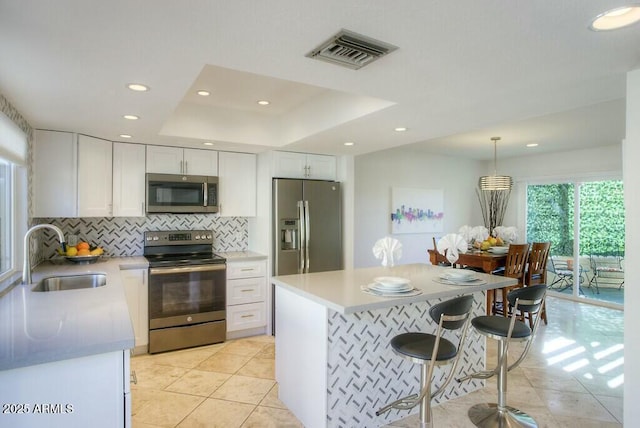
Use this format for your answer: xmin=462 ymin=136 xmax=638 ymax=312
xmin=524 ymin=242 xmax=551 ymax=326
xmin=431 ymin=237 xmax=451 ymax=267
xmin=491 ymin=243 xmax=530 ymax=317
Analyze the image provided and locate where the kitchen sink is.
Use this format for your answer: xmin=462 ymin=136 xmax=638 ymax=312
xmin=32 ymin=273 xmax=107 ymax=292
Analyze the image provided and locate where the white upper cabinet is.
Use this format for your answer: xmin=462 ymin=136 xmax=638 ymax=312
xmin=146 ymin=145 xmax=218 ymax=176
xmin=183 ymin=148 xmax=218 ymax=176
xmin=113 ymin=142 xmax=146 ymax=217
xmin=272 ymin=151 xmax=336 ymax=180
xmin=78 ymin=134 xmax=113 ymax=217
xmin=218 ymin=152 xmax=256 ymax=217
xmin=145 ymin=145 xmax=182 ymax=174
xmin=34 ymin=130 xmax=78 ymax=218
xmin=34 ymin=131 xmax=113 ymax=218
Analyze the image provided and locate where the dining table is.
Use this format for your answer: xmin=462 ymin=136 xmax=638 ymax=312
xmin=427 ymin=248 xmax=508 ymax=314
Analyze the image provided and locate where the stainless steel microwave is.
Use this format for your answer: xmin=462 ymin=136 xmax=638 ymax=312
xmin=146 ymin=173 xmax=218 ymax=214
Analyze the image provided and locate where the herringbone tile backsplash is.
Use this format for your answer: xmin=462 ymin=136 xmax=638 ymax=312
xmin=35 ymin=215 xmax=248 ymax=259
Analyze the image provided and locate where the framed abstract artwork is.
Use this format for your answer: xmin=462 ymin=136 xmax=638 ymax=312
xmin=390 ymin=187 xmax=444 ymax=234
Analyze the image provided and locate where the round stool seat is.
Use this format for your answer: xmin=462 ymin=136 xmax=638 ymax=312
xmin=391 ymin=332 xmax=457 ymax=361
xmin=471 ymin=316 xmax=531 ymax=339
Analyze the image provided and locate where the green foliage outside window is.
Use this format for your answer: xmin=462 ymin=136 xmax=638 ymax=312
xmin=526 ymin=181 xmax=624 ymax=257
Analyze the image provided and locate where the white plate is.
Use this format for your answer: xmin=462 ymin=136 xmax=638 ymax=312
xmin=368 ymin=282 xmax=414 ymax=293
xmin=361 ymin=284 xmax=423 ymax=297
xmin=372 ymin=276 xmax=411 ymax=289
xmin=433 ymin=277 xmax=487 ymax=286
xmin=439 ymin=271 xmax=476 ymax=281
xmin=488 ymin=246 xmax=509 ymax=254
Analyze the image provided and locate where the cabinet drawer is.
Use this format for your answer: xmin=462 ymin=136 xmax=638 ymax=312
xmin=227 ymin=302 xmax=266 ymax=332
xmin=227 ymin=260 xmax=266 ymax=279
xmin=227 ymin=277 xmax=266 ymax=305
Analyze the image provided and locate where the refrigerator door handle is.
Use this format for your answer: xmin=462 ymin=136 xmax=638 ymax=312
xmin=304 ymin=200 xmax=310 ymax=273
xmin=297 ymin=200 xmax=305 ymax=273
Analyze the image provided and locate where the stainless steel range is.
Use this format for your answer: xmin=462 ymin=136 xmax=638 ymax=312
xmin=144 ymin=230 xmax=226 ymax=354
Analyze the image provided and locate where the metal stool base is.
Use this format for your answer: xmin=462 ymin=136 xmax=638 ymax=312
xmin=468 ymin=403 xmax=537 ymax=428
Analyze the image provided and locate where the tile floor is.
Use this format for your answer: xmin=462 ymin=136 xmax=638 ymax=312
xmin=131 ymin=296 xmax=623 ymax=427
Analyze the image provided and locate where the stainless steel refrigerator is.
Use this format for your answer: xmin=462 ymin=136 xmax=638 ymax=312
xmin=273 ymin=178 xmax=342 ymax=276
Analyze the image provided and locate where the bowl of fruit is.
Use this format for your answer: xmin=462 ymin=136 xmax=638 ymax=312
xmin=58 ymin=241 xmax=105 ymax=264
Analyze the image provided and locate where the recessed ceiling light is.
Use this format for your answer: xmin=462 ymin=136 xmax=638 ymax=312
xmin=203 ymin=142 xmax=214 ymax=146
xmin=257 ymin=100 xmax=270 ymax=106
xmin=127 ymin=83 xmax=149 ymax=92
xmin=197 ymin=90 xmax=210 ymax=96
xmin=394 ymin=127 xmax=407 ymax=132
xmin=119 ymin=134 xmax=132 ymax=139
xmin=526 ymin=143 xmax=539 ymax=148
xmin=123 ymin=114 xmax=139 ymax=120
xmin=590 ymin=5 xmax=640 ymax=31
xmin=344 ymin=142 xmax=355 ymax=146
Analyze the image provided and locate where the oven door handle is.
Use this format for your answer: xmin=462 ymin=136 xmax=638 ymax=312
xmin=149 ymin=264 xmax=226 ymax=275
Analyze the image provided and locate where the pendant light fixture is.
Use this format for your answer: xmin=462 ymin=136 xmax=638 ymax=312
xmin=478 ymin=136 xmax=513 ymax=190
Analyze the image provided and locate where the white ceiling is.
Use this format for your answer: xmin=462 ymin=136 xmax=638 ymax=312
xmin=0 ymin=0 xmax=638 ymax=160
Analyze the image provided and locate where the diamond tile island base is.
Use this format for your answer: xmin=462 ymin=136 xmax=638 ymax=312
xmin=130 ymin=297 xmax=622 ymax=427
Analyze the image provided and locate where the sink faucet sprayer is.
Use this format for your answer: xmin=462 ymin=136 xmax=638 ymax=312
xmin=22 ymin=224 xmax=66 ymax=284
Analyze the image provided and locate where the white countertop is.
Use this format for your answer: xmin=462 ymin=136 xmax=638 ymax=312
xmin=272 ymin=263 xmax=517 ymax=315
xmin=0 ymin=256 xmax=146 ymax=371
xmin=217 ymin=251 xmax=267 ymax=262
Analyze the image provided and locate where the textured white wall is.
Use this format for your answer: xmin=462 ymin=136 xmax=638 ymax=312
xmin=624 ymin=68 xmax=640 ymax=426
xmin=354 ymin=148 xmax=485 ymax=268
xmin=353 ymin=142 xmax=624 ymax=268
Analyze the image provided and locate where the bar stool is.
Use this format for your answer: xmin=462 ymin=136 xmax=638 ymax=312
xmin=458 ymin=284 xmax=547 ymax=428
xmin=376 ymin=295 xmax=474 ymax=427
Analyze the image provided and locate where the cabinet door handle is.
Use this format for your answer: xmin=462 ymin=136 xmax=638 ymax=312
xmin=184 ymin=160 xmax=188 ymax=174
xmin=240 ymin=289 xmax=254 ymax=292
xmin=241 ymin=314 xmax=254 ymax=318
xmin=240 ymin=268 xmax=254 ymax=272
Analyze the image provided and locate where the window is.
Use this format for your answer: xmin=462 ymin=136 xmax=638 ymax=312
xmin=0 ymin=111 xmax=28 ymax=284
xmin=0 ymin=159 xmax=11 ymax=276
xmin=526 ymin=179 xmax=625 ymax=306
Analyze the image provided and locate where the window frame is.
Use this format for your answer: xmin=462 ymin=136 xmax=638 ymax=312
xmin=0 ymin=158 xmax=27 ymax=289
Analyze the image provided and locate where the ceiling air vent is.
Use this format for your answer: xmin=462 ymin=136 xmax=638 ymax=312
xmin=306 ymin=29 xmax=398 ymax=70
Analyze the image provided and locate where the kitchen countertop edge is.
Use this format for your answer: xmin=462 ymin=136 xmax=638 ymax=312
xmin=272 ymin=263 xmax=518 ymax=315
xmin=217 ymin=251 xmax=267 ymax=262
xmin=0 ymin=256 xmax=146 ymax=372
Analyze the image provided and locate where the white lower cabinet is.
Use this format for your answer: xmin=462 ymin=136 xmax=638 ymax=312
xmin=121 ymin=268 xmax=148 ymax=353
xmin=227 ymin=302 xmax=266 ymax=331
xmin=0 ymin=350 xmax=130 ymax=428
xmin=226 ymin=260 xmax=267 ymax=333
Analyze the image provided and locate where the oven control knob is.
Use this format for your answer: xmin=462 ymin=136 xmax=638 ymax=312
xmin=195 ymin=235 xmax=200 ymax=240
xmin=206 ymin=234 xmax=212 ymax=239
xmin=153 ymin=236 xmax=159 ymax=241
xmin=187 ymin=316 xmax=193 ymax=322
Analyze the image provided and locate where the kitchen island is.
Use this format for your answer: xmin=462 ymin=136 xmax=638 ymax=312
xmin=272 ymin=263 xmax=517 ymax=428
xmin=0 ymin=257 xmax=144 ymax=428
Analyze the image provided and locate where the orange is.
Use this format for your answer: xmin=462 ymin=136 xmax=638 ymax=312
xmin=77 ymin=242 xmax=90 ymax=250
xmin=77 ymin=248 xmax=91 ymax=256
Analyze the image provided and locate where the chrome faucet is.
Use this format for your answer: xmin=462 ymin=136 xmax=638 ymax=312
xmin=22 ymin=224 xmax=66 ymax=284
